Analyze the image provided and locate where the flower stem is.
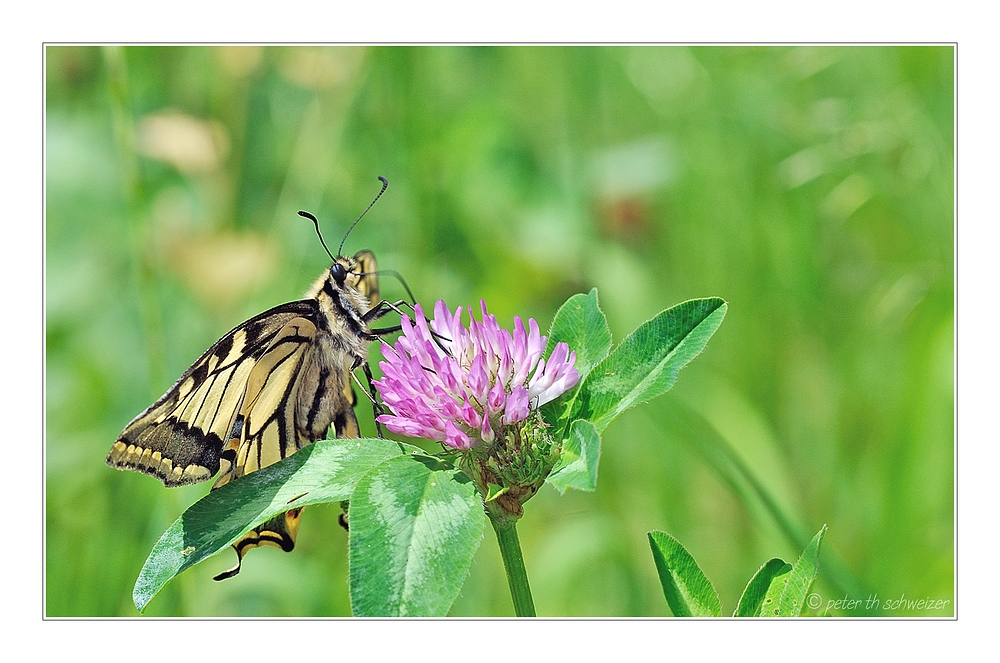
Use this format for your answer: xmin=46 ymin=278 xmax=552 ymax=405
xmin=489 ymin=513 xmax=536 ymax=617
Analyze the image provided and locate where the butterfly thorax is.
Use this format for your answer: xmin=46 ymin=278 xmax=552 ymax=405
xmin=288 ymin=255 xmax=378 ymax=445
xmin=306 ymin=254 xmax=376 ymax=357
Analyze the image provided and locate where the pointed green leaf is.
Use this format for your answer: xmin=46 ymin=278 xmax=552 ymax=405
xmin=547 ymin=419 xmax=601 ymax=492
xmin=734 ymin=558 xmax=792 ymax=617
xmin=648 ymin=530 xmax=722 ymax=617
xmin=572 ymin=298 xmax=727 ymax=433
xmin=543 ymin=288 xmax=612 ymax=381
xmin=756 ymin=526 xmax=827 ymax=617
xmin=777 ymin=525 xmax=827 ymax=616
xmin=132 ymin=437 xmax=409 ymax=612
xmin=759 ymin=564 xmax=793 ymax=617
xmin=349 ymin=455 xmax=485 ymax=617
xmin=541 ymin=289 xmax=612 ymax=428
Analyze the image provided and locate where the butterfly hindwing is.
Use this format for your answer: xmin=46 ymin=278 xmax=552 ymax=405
xmin=210 ymin=377 xmax=362 ymax=580
xmin=216 ymin=316 xmax=318 ymax=485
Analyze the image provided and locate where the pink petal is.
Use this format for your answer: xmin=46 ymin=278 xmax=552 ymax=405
xmin=502 ymin=385 xmax=530 ymax=425
xmin=444 ymin=420 xmax=471 ymax=450
xmin=468 ymin=353 xmax=489 ymax=402
xmin=460 ymin=397 xmax=481 ymax=429
xmin=480 ymin=414 xmax=494 ymax=443
xmin=488 ymin=380 xmax=506 ymax=415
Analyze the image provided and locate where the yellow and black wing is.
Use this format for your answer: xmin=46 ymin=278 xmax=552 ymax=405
xmin=351 ymin=249 xmax=379 ymax=306
xmin=208 ymin=313 xmax=325 ymax=579
xmin=107 ymin=300 xmax=319 ymax=487
xmin=212 ymin=315 xmax=323 ymax=489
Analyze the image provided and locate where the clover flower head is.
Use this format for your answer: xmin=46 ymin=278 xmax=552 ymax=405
xmin=374 ymin=300 xmax=580 ymax=450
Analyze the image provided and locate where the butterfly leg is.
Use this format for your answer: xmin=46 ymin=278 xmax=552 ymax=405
xmin=361 ymin=360 xmax=386 ymax=438
xmin=350 ymin=356 xmax=387 ymax=438
xmin=365 ymin=300 xmax=453 ymax=357
xmin=362 ymin=299 xmax=413 ymax=323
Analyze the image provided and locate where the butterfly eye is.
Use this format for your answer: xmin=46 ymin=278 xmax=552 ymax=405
xmin=330 ymin=263 xmax=347 ymax=284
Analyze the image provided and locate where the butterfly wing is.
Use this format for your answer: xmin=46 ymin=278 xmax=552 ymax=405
xmin=353 ymin=249 xmax=379 ymax=304
xmin=211 ymin=315 xmax=321 ymax=489
xmin=107 ymin=300 xmax=319 ymax=487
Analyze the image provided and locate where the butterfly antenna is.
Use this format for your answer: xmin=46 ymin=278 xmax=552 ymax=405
xmin=369 ymin=269 xmax=417 ymax=305
xmin=338 ymin=176 xmax=388 ymax=257
xmin=297 ymin=210 xmax=336 ymax=262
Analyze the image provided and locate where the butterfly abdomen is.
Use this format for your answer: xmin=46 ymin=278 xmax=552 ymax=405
xmin=294 ymin=333 xmax=358 ymax=442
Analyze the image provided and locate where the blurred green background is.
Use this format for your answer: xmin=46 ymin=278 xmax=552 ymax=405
xmin=45 ymin=45 xmax=953 ymax=617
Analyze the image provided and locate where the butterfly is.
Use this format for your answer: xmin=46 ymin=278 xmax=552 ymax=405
xmin=107 ymin=177 xmax=406 ymax=580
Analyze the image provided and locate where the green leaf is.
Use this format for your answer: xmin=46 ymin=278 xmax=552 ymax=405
xmin=572 ymin=298 xmax=727 ymax=433
xmin=132 ymin=437 xmax=408 ymax=612
xmin=648 ymin=530 xmax=722 ymax=617
xmin=546 ymin=419 xmax=601 ymax=492
xmin=757 ymin=525 xmax=827 ymax=617
xmin=734 ymin=558 xmax=792 ymax=617
xmin=656 ymin=398 xmax=873 ymax=613
xmin=543 ymin=288 xmax=612 ymax=382
xmin=758 ymin=564 xmax=792 ymax=617
xmin=541 ymin=289 xmax=612 ymax=428
xmin=777 ymin=525 xmax=827 ymax=616
xmin=349 ymin=455 xmax=485 ymax=617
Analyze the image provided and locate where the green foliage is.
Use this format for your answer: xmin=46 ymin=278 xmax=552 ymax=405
xmin=652 ymin=526 xmax=828 ymax=617
xmin=540 ymin=288 xmax=611 ymax=428
xmin=544 ymin=289 xmax=612 ymax=383
xmin=774 ymin=525 xmax=827 ymax=617
xmin=547 ymin=419 xmax=601 ymax=493
xmin=759 ymin=562 xmax=794 ymax=617
xmin=133 ymin=438 xmax=410 ymax=611
xmin=132 ymin=438 xmax=485 ymax=616
xmin=734 ymin=558 xmax=792 ymax=617
xmin=542 ymin=291 xmax=727 ymax=496
xmin=648 ymin=531 xmax=722 ymax=617
xmin=568 ymin=298 xmax=727 ymax=433
xmin=348 ymin=455 xmax=484 ymax=617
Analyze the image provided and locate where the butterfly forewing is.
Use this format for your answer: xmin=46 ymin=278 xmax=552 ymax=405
xmin=108 ymin=301 xmax=317 ymax=486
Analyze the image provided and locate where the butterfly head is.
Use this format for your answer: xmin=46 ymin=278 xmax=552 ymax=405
xmin=329 ymin=259 xmax=349 ymax=286
xmin=329 ymin=252 xmax=374 ymax=292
